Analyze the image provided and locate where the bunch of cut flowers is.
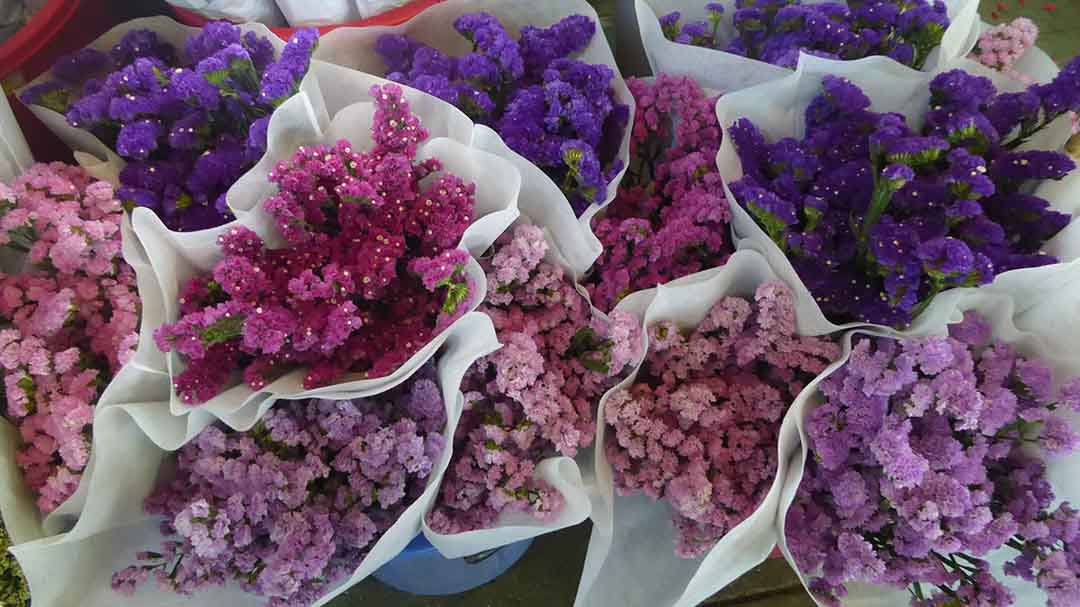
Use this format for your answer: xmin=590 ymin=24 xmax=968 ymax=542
xmin=585 ymin=73 xmax=732 ymax=313
xmin=0 ymin=163 xmax=139 ymax=515
xmin=788 ymin=311 xmax=1080 ymax=606
xmin=21 ymin=22 xmax=317 ymax=232
xmin=969 ymin=16 xmax=1040 ymax=84
xmin=112 ymin=364 xmax=447 ymax=607
xmin=427 ymin=224 xmax=643 ymax=534
xmin=661 ymin=0 xmax=950 ymax=70
xmin=728 ymin=63 xmax=1080 ymax=327
xmin=376 ymin=12 xmax=628 ymax=216
xmin=604 ymin=280 xmax=840 ymax=558
xmin=153 ymin=84 xmax=479 ymax=404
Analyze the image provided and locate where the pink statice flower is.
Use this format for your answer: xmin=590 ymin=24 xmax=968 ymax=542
xmin=970 ymin=17 xmax=1039 ymax=84
xmin=585 ymin=74 xmax=733 ymax=312
xmin=427 ymin=224 xmax=645 ymax=534
xmin=605 ymin=281 xmax=840 ymax=558
xmin=0 ymin=162 xmax=138 ymax=514
xmin=155 ymin=84 xmax=481 ymax=403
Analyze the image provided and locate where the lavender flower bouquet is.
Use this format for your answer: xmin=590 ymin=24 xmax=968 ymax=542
xmin=715 ymin=55 xmax=1080 ymax=332
xmin=310 ymin=0 xmax=632 ymax=270
xmin=8 ymin=315 xmax=498 ymax=607
xmin=125 ymin=76 xmax=519 ymax=449
xmin=577 ymin=249 xmax=842 ymax=607
xmin=633 ymin=0 xmax=981 ymax=92
xmin=777 ymin=285 xmax=1080 ymax=607
xmin=19 ymin=17 xmax=318 ymax=233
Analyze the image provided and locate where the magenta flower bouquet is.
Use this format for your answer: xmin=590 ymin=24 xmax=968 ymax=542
xmin=424 ymin=223 xmax=643 ymax=555
xmin=0 ymin=163 xmax=139 ymax=517
xmin=124 ymin=76 xmax=519 ymax=444
xmin=578 ymin=250 xmax=840 ymax=607
xmin=584 ymin=73 xmax=733 ymax=313
xmin=781 ymin=299 xmax=1080 ymax=607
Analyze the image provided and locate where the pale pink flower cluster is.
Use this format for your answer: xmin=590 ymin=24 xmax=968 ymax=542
xmin=0 ymin=163 xmax=139 ymax=514
xmin=970 ymin=17 xmax=1039 ymax=84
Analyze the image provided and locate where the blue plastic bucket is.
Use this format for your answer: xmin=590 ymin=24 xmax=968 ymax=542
xmin=372 ymin=534 xmax=533 ymax=595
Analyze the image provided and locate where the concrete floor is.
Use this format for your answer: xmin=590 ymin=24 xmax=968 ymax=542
xmin=333 ymin=1 xmax=1080 ymax=606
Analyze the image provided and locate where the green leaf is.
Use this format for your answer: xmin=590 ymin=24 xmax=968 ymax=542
xmin=199 ymin=315 xmax=245 ymax=345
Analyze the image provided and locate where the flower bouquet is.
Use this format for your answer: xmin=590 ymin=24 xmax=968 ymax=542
xmin=0 ymin=163 xmax=143 ymax=538
xmin=583 ymin=73 xmax=733 ymax=313
xmin=127 ymin=78 xmax=519 ymax=448
xmin=778 ymin=285 xmax=1080 ymax=606
xmin=715 ymin=55 xmax=1080 ymax=332
xmin=632 ymin=0 xmax=981 ymax=92
xmin=577 ymin=249 xmax=841 ymax=607
xmin=8 ymin=313 xmax=498 ymax=607
xmin=18 ymin=17 xmax=318 ymax=232
xmin=310 ymin=0 xmax=632 ymax=274
xmin=424 ymin=222 xmax=643 ymax=557
xmin=0 ymin=91 xmax=32 ymax=183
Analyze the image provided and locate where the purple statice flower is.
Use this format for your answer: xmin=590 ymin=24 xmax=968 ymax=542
xmin=375 ymin=13 xmax=627 ymax=217
xmin=663 ymin=0 xmax=950 ymax=70
xmin=584 ymin=74 xmax=733 ymax=312
xmin=789 ymin=311 xmax=1080 ymax=607
xmin=21 ymin=23 xmax=318 ymax=232
xmin=153 ymin=85 xmax=478 ymax=403
xmin=605 ymin=281 xmax=840 ymax=558
xmin=427 ymin=224 xmax=645 ymax=535
xmin=112 ymin=368 xmax=445 ymax=606
xmin=728 ymin=72 xmax=1074 ymax=327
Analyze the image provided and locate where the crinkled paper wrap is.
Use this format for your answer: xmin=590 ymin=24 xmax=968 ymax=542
xmin=635 ymin=0 xmax=981 ymax=93
xmin=122 ymin=58 xmax=520 ymax=448
xmin=575 ymin=248 xmax=838 ymax=607
xmin=9 ymin=312 xmax=500 ymax=607
xmin=0 ymin=213 xmax=164 ymax=544
xmin=275 ymin=0 xmax=414 ymax=25
xmin=715 ymin=54 xmax=1079 ymax=338
xmin=775 ymin=265 xmax=1080 ymax=606
xmin=313 ymin=0 xmax=634 ymax=276
xmin=419 ymin=218 xmax=604 ymax=559
xmin=17 ymin=16 xmax=306 ymax=187
xmin=165 ymin=0 xmax=287 ymax=26
xmin=0 ymin=91 xmax=32 ymax=183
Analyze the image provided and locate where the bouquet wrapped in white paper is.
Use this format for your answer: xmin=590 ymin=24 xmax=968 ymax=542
xmin=165 ymin=0 xmax=286 ymax=26
xmin=575 ymin=248 xmax=845 ymax=607
xmin=634 ymin=0 xmax=981 ymax=92
xmin=10 ymin=313 xmax=500 ymax=607
xmin=776 ymin=272 xmax=1080 ymax=606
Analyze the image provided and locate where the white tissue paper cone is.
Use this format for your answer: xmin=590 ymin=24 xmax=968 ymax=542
xmin=313 ymin=0 xmax=632 ymax=276
xmin=420 ymin=219 xmax=607 ymax=559
xmin=123 ymin=63 xmax=520 ymax=450
xmin=634 ymin=0 xmax=981 ymax=93
xmin=714 ymin=54 xmax=1079 ymax=338
xmin=775 ymin=278 xmax=1080 ymax=606
xmin=11 ymin=313 xmax=500 ymax=607
xmin=166 ymin=0 xmax=287 ymax=26
xmin=0 ymin=91 xmax=33 ymax=182
xmin=575 ymin=248 xmax=840 ymax=607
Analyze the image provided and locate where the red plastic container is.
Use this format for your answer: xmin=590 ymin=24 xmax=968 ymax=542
xmin=171 ymin=0 xmax=446 ymax=37
xmin=0 ymin=0 xmax=121 ymax=163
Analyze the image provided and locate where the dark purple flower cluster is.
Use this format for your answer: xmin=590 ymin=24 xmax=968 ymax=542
xmin=375 ymin=13 xmax=629 ymax=216
xmin=154 ymin=84 xmax=478 ymax=404
xmin=789 ymin=312 xmax=1080 ymax=606
xmin=112 ymin=366 xmax=447 ymax=607
xmin=21 ymin=23 xmax=318 ymax=232
xmin=730 ymin=67 xmax=1079 ymax=327
xmin=661 ymin=0 xmax=949 ymax=70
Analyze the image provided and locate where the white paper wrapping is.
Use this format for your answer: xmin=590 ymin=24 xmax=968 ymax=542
xmin=165 ymin=0 xmax=287 ymax=26
xmin=0 ymin=92 xmax=32 ymax=183
xmin=419 ymin=218 xmax=604 ymax=559
xmin=715 ymin=54 xmax=1079 ymax=338
xmin=634 ymin=0 xmax=981 ymax=93
xmin=313 ymin=0 xmax=633 ymax=276
xmin=774 ymin=267 xmax=1080 ymax=606
xmin=9 ymin=312 xmax=500 ymax=607
xmin=274 ymin=0 xmax=414 ymax=25
xmin=575 ymin=248 xmax=842 ymax=607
